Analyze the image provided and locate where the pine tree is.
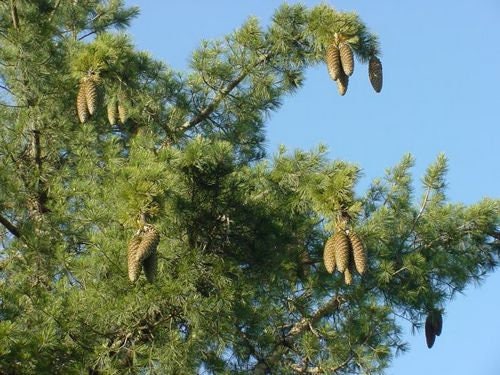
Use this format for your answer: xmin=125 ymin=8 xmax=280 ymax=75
xmin=0 ymin=2 xmax=498 ymax=374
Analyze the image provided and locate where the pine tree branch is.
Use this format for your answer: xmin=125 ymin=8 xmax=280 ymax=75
xmin=48 ymin=0 xmax=61 ymax=22
xmin=0 ymin=213 xmax=20 ymax=238
xmin=287 ymin=295 xmax=344 ymax=337
xmin=176 ymin=53 xmax=271 ymax=135
xmin=254 ymin=295 xmax=345 ymax=373
xmin=10 ymin=0 xmax=19 ymax=30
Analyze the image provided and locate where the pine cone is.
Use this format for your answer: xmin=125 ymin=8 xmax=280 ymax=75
xmin=136 ymin=225 xmax=160 ymax=264
xmin=349 ymin=232 xmax=367 ymax=275
xmin=333 ymin=231 xmax=351 ymax=273
xmin=336 ymin=70 xmax=349 ymax=96
xmin=344 ymin=266 xmax=353 ymax=285
xmin=117 ymin=102 xmax=128 ymax=124
xmin=325 ymin=43 xmax=342 ymax=81
xmin=369 ymin=56 xmax=383 ymax=93
xmin=432 ymin=310 xmax=443 ymax=336
xmin=142 ymin=250 xmax=157 ymax=283
xmin=107 ymin=99 xmax=118 ymax=125
xmin=323 ymin=236 xmax=337 ymax=274
xmin=76 ymin=80 xmax=88 ymax=123
xmin=425 ymin=314 xmax=436 ymax=348
xmin=339 ymin=43 xmax=354 ymax=76
xmin=127 ymin=231 xmax=143 ymax=282
xmin=85 ymin=77 xmax=98 ymax=115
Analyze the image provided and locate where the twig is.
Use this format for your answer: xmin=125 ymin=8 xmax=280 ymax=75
xmin=176 ymin=53 xmax=271 ymax=135
xmin=10 ymin=0 xmax=19 ymax=30
xmin=0 ymin=213 xmax=20 ymax=238
xmin=287 ymin=295 xmax=344 ymax=337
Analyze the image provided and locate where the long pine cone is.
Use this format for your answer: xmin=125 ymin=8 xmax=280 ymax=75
xmin=136 ymin=225 xmax=160 ymax=264
xmin=143 ymin=251 xmax=158 ymax=283
xmin=425 ymin=314 xmax=436 ymax=348
xmin=323 ymin=236 xmax=337 ymax=274
xmin=369 ymin=56 xmax=383 ymax=93
xmin=349 ymin=232 xmax=367 ymax=275
xmin=76 ymin=80 xmax=88 ymax=123
xmin=325 ymin=43 xmax=342 ymax=81
xmin=339 ymin=42 xmax=354 ymax=76
xmin=85 ymin=77 xmax=98 ymax=115
xmin=332 ymin=231 xmax=351 ymax=273
xmin=127 ymin=231 xmax=143 ymax=282
xmin=336 ymin=70 xmax=349 ymax=96
xmin=107 ymin=99 xmax=118 ymax=125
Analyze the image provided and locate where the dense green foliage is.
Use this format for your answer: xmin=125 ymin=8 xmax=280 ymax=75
xmin=0 ymin=1 xmax=498 ymax=373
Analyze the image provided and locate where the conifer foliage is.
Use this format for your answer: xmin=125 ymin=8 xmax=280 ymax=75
xmin=0 ymin=2 xmax=498 ymax=374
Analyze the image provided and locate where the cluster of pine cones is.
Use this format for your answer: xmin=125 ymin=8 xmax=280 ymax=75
xmin=76 ymin=71 xmax=129 ymax=125
xmin=325 ymin=35 xmax=383 ymax=95
xmin=323 ymin=229 xmax=367 ymax=284
xmin=425 ymin=310 xmax=443 ymax=348
xmin=127 ymin=224 xmax=160 ymax=283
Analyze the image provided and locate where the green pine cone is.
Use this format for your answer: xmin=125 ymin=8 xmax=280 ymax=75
xmin=323 ymin=236 xmax=337 ymax=274
xmin=339 ymin=42 xmax=354 ymax=76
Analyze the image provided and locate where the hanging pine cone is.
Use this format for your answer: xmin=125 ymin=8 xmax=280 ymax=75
xmin=136 ymin=224 xmax=160 ymax=264
xmin=127 ymin=225 xmax=160 ymax=282
xmin=142 ymin=251 xmax=158 ymax=283
xmin=336 ymin=70 xmax=349 ymax=96
xmin=85 ymin=77 xmax=98 ymax=115
xmin=107 ymin=99 xmax=118 ymax=125
xmin=323 ymin=236 xmax=337 ymax=274
xmin=117 ymin=101 xmax=128 ymax=124
xmin=127 ymin=231 xmax=143 ymax=282
xmin=339 ymin=42 xmax=354 ymax=76
xmin=425 ymin=314 xmax=436 ymax=348
xmin=76 ymin=80 xmax=88 ymax=123
xmin=332 ymin=231 xmax=351 ymax=273
xmin=348 ymin=232 xmax=367 ymax=275
xmin=431 ymin=310 xmax=443 ymax=336
xmin=369 ymin=56 xmax=383 ymax=93
xmin=325 ymin=43 xmax=342 ymax=81
xmin=344 ymin=265 xmax=353 ymax=285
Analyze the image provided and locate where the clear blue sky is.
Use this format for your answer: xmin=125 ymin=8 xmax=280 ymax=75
xmin=124 ymin=1 xmax=500 ymax=374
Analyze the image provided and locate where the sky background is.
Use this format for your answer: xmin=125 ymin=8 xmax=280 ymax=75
xmin=124 ymin=1 xmax=500 ymax=374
